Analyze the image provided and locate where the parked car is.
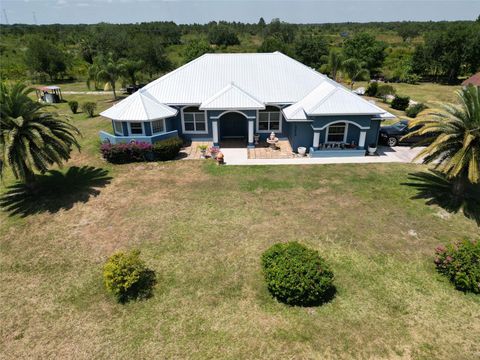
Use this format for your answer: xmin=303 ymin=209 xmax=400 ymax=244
xmin=379 ymin=120 xmax=427 ymax=147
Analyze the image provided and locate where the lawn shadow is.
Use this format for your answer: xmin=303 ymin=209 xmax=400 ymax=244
xmin=403 ymin=171 xmax=480 ymax=225
xmin=0 ymin=166 xmax=112 ymax=217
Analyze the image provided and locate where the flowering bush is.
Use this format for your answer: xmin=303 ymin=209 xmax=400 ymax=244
xmin=262 ymin=242 xmax=335 ymax=306
xmin=100 ymin=137 xmax=182 ymax=163
xmin=434 ymin=239 xmax=480 ymax=294
xmin=100 ymin=141 xmax=152 ymax=164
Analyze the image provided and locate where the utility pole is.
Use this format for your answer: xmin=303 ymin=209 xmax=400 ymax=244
xmin=2 ymin=9 xmax=8 ymax=24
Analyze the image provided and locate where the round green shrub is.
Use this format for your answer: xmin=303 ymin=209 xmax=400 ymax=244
xmin=405 ymin=103 xmax=428 ymax=118
xmin=434 ymin=239 xmax=480 ymax=294
xmin=261 ymin=242 xmax=335 ymax=306
xmin=365 ymin=82 xmax=379 ymax=97
xmin=103 ymin=249 xmax=156 ymax=303
xmin=376 ymin=84 xmax=396 ymax=102
xmin=81 ymin=101 xmax=97 ymax=117
xmin=68 ymin=100 xmax=78 ymax=114
xmin=390 ymin=95 xmax=410 ymax=111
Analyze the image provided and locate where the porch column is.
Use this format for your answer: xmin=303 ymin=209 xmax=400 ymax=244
xmin=248 ymin=119 xmax=254 ymax=148
xmin=313 ymin=130 xmax=320 ymax=150
xmin=212 ymin=120 xmax=219 ymax=147
xmin=359 ymin=130 xmax=367 ymax=149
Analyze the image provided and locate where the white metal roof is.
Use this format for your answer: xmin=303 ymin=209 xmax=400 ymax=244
xmin=142 ymin=52 xmax=327 ymax=104
xmin=100 ymin=90 xmax=177 ymax=121
xmin=102 ymin=52 xmax=394 ymax=121
xmin=200 ymin=82 xmax=265 ymax=110
xmin=282 ymin=82 xmax=390 ymax=120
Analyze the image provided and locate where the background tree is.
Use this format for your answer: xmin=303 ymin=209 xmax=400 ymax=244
xmin=24 ymin=37 xmax=67 ymax=81
xmin=294 ymin=33 xmax=328 ymax=69
xmin=208 ymin=24 xmax=240 ymax=46
xmin=413 ymin=24 xmax=480 ymax=83
xmin=183 ymin=40 xmax=212 ymax=63
xmin=265 ymin=18 xmax=297 ymax=43
xmin=257 ymin=36 xmax=292 ymax=56
xmin=404 ymin=86 xmax=480 ymax=188
xmin=342 ymin=58 xmax=370 ymax=89
xmin=397 ymin=23 xmax=420 ymax=42
xmin=130 ymin=35 xmax=171 ymax=79
xmin=0 ymin=82 xmax=80 ymax=186
xmin=343 ymin=32 xmax=386 ymax=76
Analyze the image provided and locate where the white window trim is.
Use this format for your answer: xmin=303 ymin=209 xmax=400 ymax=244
xmin=128 ymin=122 xmax=145 ymax=136
xmin=151 ymin=119 xmax=166 ymax=134
xmin=181 ymin=107 xmax=208 ymax=134
xmin=113 ymin=121 xmax=124 ymax=136
xmin=256 ymin=108 xmax=282 ymax=133
xmin=325 ymin=123 xmax=348 ymax=143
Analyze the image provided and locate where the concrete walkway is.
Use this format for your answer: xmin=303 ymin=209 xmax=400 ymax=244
xmin=221 ymin=146 xmax=425 ymax=166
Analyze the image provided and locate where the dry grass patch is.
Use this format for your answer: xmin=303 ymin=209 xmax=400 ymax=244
xmin=1 ymin=158 xmax=479 ymax=359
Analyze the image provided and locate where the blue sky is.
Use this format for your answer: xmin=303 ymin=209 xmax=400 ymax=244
xmin=1 ymin=0 xmax=479 ymax=25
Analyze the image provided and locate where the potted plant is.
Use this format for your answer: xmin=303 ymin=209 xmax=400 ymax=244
xmin=367 ymin=143 xmax=377 ymax=155
xmin=209 ymin=146 xmax=219 ymax=159
xmin=254 ymin=133 xmax=260 ymax=145
xmin=297 ymin=147 xmax=307 ymax=156
xmin=198 ymin=144 xmax=208 ymax=158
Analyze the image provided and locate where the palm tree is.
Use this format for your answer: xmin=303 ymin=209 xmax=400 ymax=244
xmin=87 ymin=54 xmax=122 ymax=99
xmin=320 ymin=49 xmax=344 ymax=81
xmin=119 ymin=59 xmax=144 ymax=86
xmin=403 ymin=85 xmax=480 ymax=189
xmin=342 ymin=58 xmax=370 ymax=89
xmin=0 ymin=82 xmax=81 ymax=186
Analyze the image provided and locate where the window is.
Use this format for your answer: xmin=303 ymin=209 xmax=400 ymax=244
xmin=326 ymin=123 xmax=347 ymax=143
xmin=151 ymin=119 xmax=165 ymax=134
xmin=257 ymin=106 xmax=281 ymax=132
xmin=113 ymin=121 xmax=123 ymax=135
xmin=182 ymin=107 xmax=207 ymax=133
xmin=129 ymin=122 xmax=143 ymax=135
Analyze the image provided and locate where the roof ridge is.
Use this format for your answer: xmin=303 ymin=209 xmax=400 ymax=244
xmin=137 ymin=91 xmax=150 ymax=119
xmin=200 ymin=82 xmax=265 ymax=109
xmin=306 ymin=85 xmax=338 ymax=114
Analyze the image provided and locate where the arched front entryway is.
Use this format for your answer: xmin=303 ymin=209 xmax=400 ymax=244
xmin=219 ymin=111 xmax=248 ymax=147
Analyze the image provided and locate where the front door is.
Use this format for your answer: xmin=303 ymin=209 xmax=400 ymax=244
xmin=220 ymin=112 xmax=247 ymax=140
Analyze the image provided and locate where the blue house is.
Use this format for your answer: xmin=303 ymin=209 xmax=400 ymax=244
xmin=100 ymin=52 xmax=394 ymax=157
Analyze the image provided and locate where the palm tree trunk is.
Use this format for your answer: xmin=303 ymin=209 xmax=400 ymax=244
xmin=24 ymin=169 xmax=38 ymax=193
xmin=452 ymin=176 xmax=465 ymax=197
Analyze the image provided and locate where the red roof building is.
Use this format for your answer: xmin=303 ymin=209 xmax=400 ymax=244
xmin=462 ymin=72 xmax=480 ymax=86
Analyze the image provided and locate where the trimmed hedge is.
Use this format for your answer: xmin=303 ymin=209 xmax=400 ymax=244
xmin=152 ymin=136 xmax=183 ymax=161
xmin=434 ymin=239 xmax=480 ymax=294
xmin=391 ymin=95 xmax=410 ymax=111
xmin=261 ymin=242 xmax=335 ymax=306
xmin=100 ymin=137 xmax=183 ymax=164
xmin=406 ymin=103 xmax=428 ymax=118
xmin=103 ymin=249 xmax=156 ymax=303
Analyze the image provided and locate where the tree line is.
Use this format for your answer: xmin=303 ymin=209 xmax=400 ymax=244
xmin=0 ymin=18 xmax=479 ymax=86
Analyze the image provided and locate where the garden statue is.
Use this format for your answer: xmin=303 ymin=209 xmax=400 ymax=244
xmin=266 ymin=131 xmax=279 ymax=149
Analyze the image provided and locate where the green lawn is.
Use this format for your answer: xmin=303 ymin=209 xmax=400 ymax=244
xmin=1 ymin=92 xmax=479 ymax=359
